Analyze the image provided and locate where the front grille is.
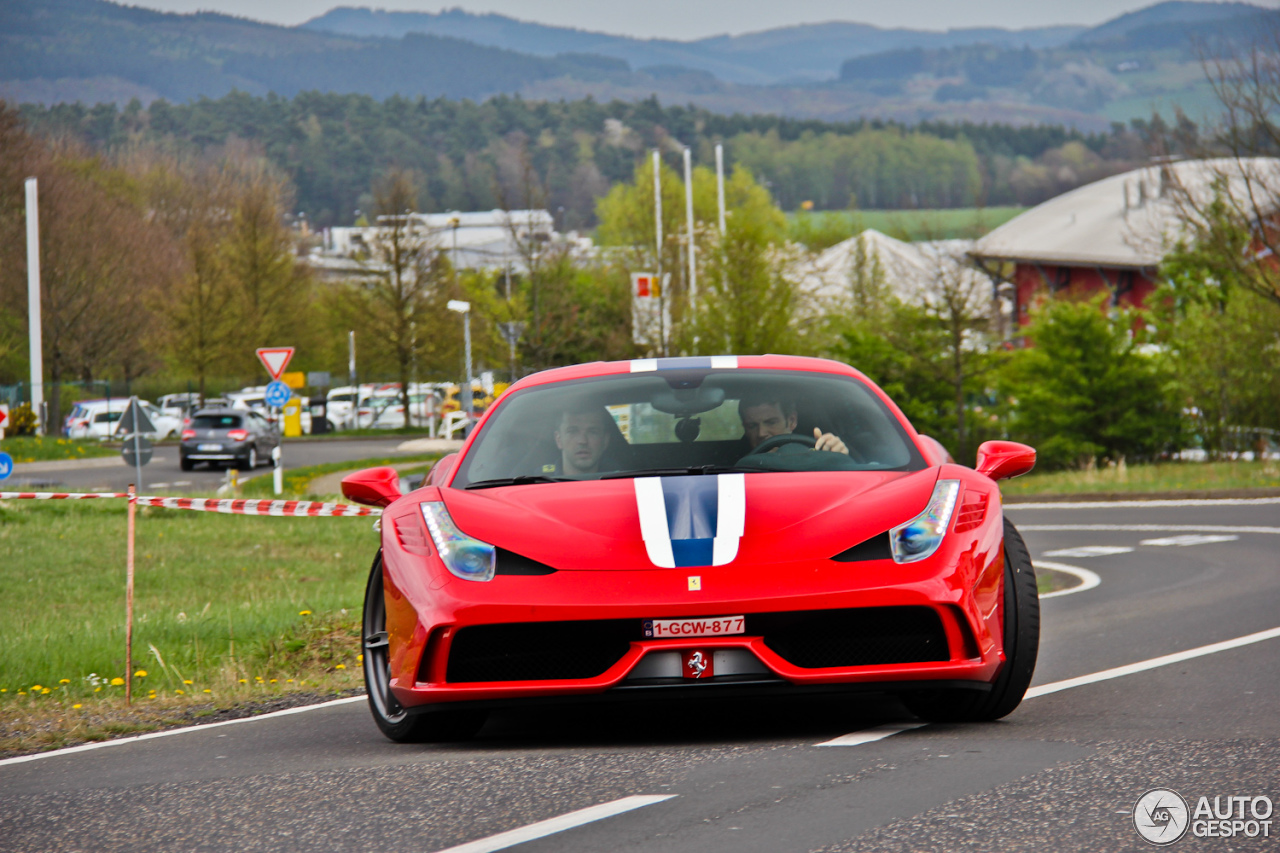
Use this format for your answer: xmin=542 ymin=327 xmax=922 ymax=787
xmin=446 ymin=619 xmax=637 ymax=682
xmin=754 ymin=607 xmax=948 ymax=668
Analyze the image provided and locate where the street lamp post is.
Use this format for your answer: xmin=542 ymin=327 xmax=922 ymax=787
xmin=447 ymin=300 xmax=473 ymax=422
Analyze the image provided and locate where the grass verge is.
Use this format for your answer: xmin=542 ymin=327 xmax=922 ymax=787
xmin=1001 ymin=459 xmax=1280 ymax=497
xmin=0 ymin=436 xmax=118 ymax=463
xmin=0 ymin=498 xmax=374 ymax=756
xmin=1036 ymin=567 xmax=1077 ymax=596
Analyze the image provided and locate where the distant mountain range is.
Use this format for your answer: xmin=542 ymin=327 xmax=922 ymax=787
xmin=2 ymin=0 xmax=1275 ymax=128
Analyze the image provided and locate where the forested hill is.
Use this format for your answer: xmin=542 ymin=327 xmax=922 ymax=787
xmin=0 ymin=0 xmax=625 ymax=105
xmin=19 ymin=91 xmax=1177 ymax=230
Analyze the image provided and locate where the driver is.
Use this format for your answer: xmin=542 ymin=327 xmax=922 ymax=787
xmin=739 ymin=394 xmax=849 ymax=455
xmin=551 ymin=407 xmax=613 ymax=478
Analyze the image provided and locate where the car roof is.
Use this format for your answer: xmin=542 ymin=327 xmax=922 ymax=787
xmin=508 ymin=355 xmax=865 ymax=392
xmin=191 ymin=408 xmax=246 ymax=417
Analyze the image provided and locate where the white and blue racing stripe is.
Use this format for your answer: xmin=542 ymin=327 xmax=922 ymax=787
xmin=634 ymin=474 xmax=745 ymax=568
xmin=630 ymin=356 xmax=738 ymax=372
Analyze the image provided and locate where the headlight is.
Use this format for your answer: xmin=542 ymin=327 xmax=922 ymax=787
xmin=420 ymin=501 xmax=496 ymax=582
xmin=890 ymin=480 xmax=960 ymax=564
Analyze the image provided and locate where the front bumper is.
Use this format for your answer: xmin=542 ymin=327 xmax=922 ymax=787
xmin=380 ymin=531 xmax=1007 ymax=711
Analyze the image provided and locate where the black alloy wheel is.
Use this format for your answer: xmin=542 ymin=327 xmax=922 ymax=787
xmin=361 ymin=551 xmax=487 ymax=742
xmin=901 ymin=516 xmax=1040 ymax=722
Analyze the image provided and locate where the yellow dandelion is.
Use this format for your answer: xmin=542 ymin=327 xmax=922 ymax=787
xmin=17 ymin=691 xmax=26 ymax=696
xmin=1 ymin=688 xmax=7 ymax=693
xmin=255 ymin=676 xmax=264 ymax=682
xmin=335 ymin=664 xmax=346 ymax=670
xmin=286 ymin=679 xmax=294 ymax=683
xmin=134 ymin=669 xmax=147 ymax=678
xmin=299 ymin=610 xmax=312 ymax=616
xmin=183 ymin=680 xmax=193 ymax=685
xmin=238 ymin=679 xmax=247 ymax=684
xmin=41 ymin=688 xmax=50 ymax=694
xmin=175 ymin=690 xmax=184 ymax=695
xmin=110 ymin=677 xmax=124 ymax=686
xmin=94 ymin=687 xmax=101 ymax=692
xmin=357 ymin=654 xmax=364 ymax=663
xmin=203 ymin=689 xmax=211 ymax=694
xmin=31 ymin=684 xmax=43 ymax=691
xmin=269 ymin=679 xmax=277 ymax=684
xmin=72 ymin=704 xmax=82 ymax=709
xmin=59 ymin=678 xmax=70 ymax=684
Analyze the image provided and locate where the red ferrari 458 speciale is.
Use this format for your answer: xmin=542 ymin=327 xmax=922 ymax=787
xmin=341 ymin=355 xmax=1039 ymax=742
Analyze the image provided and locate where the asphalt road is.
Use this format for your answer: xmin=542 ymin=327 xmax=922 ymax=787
xmin=2 ymin=439 xmax=423 ymax=495
xmin=2 ymin=497 xmax=1278 ymax=852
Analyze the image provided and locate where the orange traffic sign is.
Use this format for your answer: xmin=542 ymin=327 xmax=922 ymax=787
xmin=256 ymin=347 xmax=295 ymax=380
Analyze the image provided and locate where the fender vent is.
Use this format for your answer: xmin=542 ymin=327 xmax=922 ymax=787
xmin=393 ymin=515 xmax=431 ymax=556
xmin=953 ymin=492 xmax=989 ymax=533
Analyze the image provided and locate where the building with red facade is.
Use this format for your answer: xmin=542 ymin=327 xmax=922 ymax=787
xmin=970 ymin=157 xmax=1280 ymax=337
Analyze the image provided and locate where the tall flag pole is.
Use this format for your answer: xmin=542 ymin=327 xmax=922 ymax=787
xmin=25 ymin=178 xmax=44 ymax=435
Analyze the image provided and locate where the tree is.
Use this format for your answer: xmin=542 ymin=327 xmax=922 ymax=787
xmin=359 ymin=169 xmax=450 ymax=427
xmin=999 ymin=296 xmax=1180 ymax=469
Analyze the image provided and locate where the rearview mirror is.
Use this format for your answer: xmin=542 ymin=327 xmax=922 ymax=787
xmin=341 ymin=466 xmax=402 ymax=507
xmin=975 ymin=441 xmax=1036 ymax=481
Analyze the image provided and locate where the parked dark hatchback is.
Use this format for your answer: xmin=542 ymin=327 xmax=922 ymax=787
xmin=179 ymin=408 xmax=279 ymax=471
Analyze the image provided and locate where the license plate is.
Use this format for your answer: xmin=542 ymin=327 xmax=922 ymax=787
xmin=643 ymin=616 xmax=745 ymax=639
xmin=197 ymin=443 xmax=222 ymax=451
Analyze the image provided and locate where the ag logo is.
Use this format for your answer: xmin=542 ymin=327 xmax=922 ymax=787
xmin=1134 ymin=788 xmax=1190 ymax=845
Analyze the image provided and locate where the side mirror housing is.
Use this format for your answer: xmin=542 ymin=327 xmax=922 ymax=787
xmin=341 ymin=466 xmax=402 ymax=508
xmin=428 ymin=452 xmax=459 ymax=487
xmin=918 ymin=434 xmax=955 ymax=466
xmin=975 ymin=440 xmax=1036 ymax=481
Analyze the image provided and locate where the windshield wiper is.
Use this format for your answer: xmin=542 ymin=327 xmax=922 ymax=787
xmin=464 ymin=475 xmax=573 ymax=490
xmin=600 ymin=465 xmax=750 ymax=480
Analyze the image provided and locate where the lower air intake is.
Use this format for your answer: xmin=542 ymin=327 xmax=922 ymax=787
xmin=755 ymin=606 xmax=948 ymax=668
xmin=446 ymin=619 xmax=637 ymax=683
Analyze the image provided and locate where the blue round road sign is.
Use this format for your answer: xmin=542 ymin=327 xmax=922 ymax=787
xmin=0 ymin=451 xmax=13 ymax=481
xmin=264 ymin=381 xmax=292 ymax=408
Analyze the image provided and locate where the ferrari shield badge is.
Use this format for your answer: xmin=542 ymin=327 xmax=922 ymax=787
xmin=682 ymin=650 xmax=713 ymax=679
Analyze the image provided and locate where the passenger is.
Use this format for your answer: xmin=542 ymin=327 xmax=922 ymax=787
xmin=738 ymin=394 xmax=848 ymax=455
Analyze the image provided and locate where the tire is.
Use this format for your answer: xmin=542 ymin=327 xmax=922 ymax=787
xmin=180 ymin=455 xmax=194 ymax=472
xmin=362 ymin=551 xmax=488 ymax=743
xmin=901 ymin=516 xmax=1040 ymax=722
xmin=243 ymin=447 xmax=258 ymax=469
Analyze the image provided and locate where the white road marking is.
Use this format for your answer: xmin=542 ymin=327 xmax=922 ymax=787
xmin=1042 ymin=545 xmax=1134 ymax=558
xmin=1035 ymin=561 xmax=1101 ymax=599
xmin=1007 ymin=497 xmax=1280 ymax=509
xmin=1018 ymin=524 xmax=1280 ymax=535
xmin=0 ymin=696 xmax=365 ymax=767
xmin=1140 ymin=534 xmax=1239 ymax=547
xmin=814 ymin=723 xmax=925 ymax=747
xmin=1026 ymin=626 xmax=1280 ymax=699
xmin=431 ymin=795 xmax=676 ymax=853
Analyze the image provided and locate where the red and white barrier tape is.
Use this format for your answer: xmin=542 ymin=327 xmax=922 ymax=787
xmin=132 ymin=496 xmax=381 ymax=517
xmin=1 ymin=492 xmax=381 ymax=517
xmin=1 ymin=491 xmax=129 ymax=500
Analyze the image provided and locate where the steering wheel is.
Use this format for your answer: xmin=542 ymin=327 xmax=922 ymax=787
xmin=745 ymin=433 xmax=816 ymax=455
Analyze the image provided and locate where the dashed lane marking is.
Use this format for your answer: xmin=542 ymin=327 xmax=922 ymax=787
xmin=814 ymin=723 xmax=926 ymax=747
xmin=1042 ymin=545 xmax=1134 ymax=558
xmin=1035 ymin=561 xmax=1101 ymax=599
xmin=1140 ymin=534 xmax=1240 ymax=547
xmin=431 ymin=795 xmax=677 ymax=853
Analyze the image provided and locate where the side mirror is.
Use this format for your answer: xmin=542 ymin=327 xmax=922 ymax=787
xmin=428 ymin=452 xmax=459 ymax=487
xmin=341 ymin=466 xmax=402 ymax=508
xmin=918 ymin=435 xmax=955 ymax=466
xmin=975 ymin=440 xmax=1036 ymax=481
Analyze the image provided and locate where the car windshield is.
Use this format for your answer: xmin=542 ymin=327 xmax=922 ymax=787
xmin=193 ymin=414 xmax=242 ymax=429
xmin=453 ymin=368 xmax=924 ymax=487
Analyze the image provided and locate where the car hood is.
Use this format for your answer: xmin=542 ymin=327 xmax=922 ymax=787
xmin=441 ymin=469 xmax=938 ymax=570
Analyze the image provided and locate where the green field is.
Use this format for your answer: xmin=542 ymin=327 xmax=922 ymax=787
xmin=0 ymin=498 xmax=373 ymax=744
xmin=1001 ymin=459 xmax=1280 ymax=496
xmin=788 ymin=206 xmax=1025 ymax=249
xmin=0 ymin=436 xmax=118 ymax=463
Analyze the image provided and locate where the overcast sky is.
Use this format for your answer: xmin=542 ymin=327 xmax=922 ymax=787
xmin=122 ymin=0 xmax=1280 ymax=39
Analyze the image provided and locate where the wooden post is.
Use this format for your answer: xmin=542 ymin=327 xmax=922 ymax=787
xmin=125 ymin=483 xmax=135 ymax=706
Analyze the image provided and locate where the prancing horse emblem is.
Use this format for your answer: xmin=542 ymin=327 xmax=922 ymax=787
xmin=686 ymin=651 xmax=708 ymax=678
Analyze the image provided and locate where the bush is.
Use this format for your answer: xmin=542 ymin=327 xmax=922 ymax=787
xmin=999 ymin=297 xmax=1181 ymax=469
xmin=5 ymin=403 xmax=37 ymax=436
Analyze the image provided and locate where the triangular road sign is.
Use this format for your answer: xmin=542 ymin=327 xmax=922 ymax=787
xmin=256 ymin=347 xmax=295 ymax=380
xmin=115 ymin=396 xmax=155 ymax=437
